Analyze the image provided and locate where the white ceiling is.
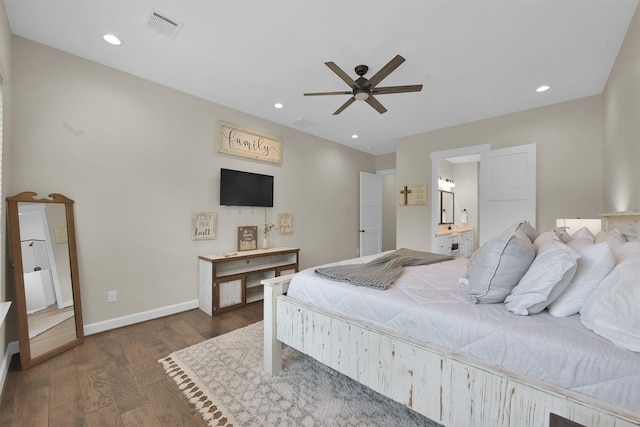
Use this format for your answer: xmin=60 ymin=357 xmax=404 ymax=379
xmin=4 ymin=0 xmax=638 ymax=155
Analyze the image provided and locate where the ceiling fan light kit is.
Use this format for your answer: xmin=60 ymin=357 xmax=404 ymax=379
xmin=304 ymin=54 xmax=423 ymax=115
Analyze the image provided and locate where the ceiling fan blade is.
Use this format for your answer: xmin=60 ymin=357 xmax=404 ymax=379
xmin=365 ymin=95 xmax=387 ymax=114
xmin=333 ymin=97 xmax=356 ymax=115
xmin=364 ymin=55 xmax=405 ymax=89
xmin=372 ymin=84 xmax=423 ymax=94
xmin=304 ymin=91 xmax=353 ymax=96
xmin=325 ymin=61 xmax=359 ymax=89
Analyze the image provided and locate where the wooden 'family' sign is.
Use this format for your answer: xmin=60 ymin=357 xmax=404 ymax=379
xmin=218 ymin=121 xmax=282 ymax=164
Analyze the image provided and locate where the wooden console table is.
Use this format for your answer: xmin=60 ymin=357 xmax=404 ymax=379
xmin=198 ymin=247 xmax=299 ymax=315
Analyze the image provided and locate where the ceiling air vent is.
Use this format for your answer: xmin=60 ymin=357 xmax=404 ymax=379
xmin=145 ymin=9 xmax=183 ymax=39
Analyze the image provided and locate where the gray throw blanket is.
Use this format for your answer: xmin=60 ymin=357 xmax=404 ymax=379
xmin=314 ymin=248 xmax=454 ymax=290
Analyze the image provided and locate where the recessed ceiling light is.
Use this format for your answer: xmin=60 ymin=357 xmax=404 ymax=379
xmin=103 ymin=34 xmax=122 ymax=45
xmin=351 ymin=134 xmax=358 ymax=139
xmin=536 ymin=85 xmax=550 ymax=92
xmin=274 ymin=102 xmax=284 ymax=109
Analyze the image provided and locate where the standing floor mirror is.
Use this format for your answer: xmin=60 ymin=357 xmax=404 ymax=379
xmin=6 ymin=192 xmax=84 ymax=368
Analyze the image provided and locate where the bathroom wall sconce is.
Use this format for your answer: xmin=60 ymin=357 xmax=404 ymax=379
xmin=438 ymin=176 xmax=455 ymax=191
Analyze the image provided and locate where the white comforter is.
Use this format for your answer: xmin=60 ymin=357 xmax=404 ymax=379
xmin=287 ymin=253 xmax=640 ymax=414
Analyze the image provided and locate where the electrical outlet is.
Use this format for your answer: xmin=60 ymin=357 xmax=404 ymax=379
xmin=108 ymin=290 xmax=117 ymax=302
xmin=356 ymin=248 xmax=360 ymax=255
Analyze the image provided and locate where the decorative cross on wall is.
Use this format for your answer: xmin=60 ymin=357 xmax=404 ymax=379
xmin=398 ymin=184 xmax=428 ymax=206
xmin=400 ymin=186 xmax=412 ymax=205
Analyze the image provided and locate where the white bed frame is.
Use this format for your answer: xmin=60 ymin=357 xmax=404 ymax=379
xmin=263 ymin=213 xmax=640 ymax=427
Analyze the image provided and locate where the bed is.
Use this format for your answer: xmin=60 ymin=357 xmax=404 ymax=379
xmin=263 ymin=212 xmax=640 ymax=427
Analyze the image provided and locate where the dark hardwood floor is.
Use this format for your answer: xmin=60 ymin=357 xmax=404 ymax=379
xmin=0 ymin=302 xmax=263 ymax=426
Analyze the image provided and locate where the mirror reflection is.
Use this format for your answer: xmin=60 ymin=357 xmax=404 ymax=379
xmin=440 ymin=190 xmax=454 ymax=224
xmin=7 ymin=192 xmax=84 ymax=369
xmin=18 ymin=202 xmax=76 ymax=359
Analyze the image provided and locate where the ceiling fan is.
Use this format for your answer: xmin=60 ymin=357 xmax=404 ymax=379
xmin=304 ymin=54 xmax=423 ymax=115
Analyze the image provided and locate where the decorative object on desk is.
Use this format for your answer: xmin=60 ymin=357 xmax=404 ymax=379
xmin=461 ymin=209 xmax=468 ymax=225
xmin=398 ymin=183 xmax=428 ymax=206
xmin=191 ymin=212 xmax=216 ymax=240
xmin=263 ymin=223 xmax=276 ymax=249
xmin=237 ymin=226 xmax=258 ymax=251
xmin=278 ymin=213 xmax=293 ymax=234
xmin=217 ymin=121 xmax=282 ymax=164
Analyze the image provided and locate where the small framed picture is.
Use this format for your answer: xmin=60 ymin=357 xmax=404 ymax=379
xmin=237 ymin=226 xmax=258 ymax=251
xmin=192 ymin=212 xmax=216 ymax=240
xmin=278 ymin=213 xmax=293 ymax=234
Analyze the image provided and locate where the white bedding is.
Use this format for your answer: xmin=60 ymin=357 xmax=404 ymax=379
xmin=287 ymin=252 xmax=640 ymax=413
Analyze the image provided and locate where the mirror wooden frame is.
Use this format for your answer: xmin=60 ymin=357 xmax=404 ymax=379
xmin=6 ymin=192 xmax=84 ymax=368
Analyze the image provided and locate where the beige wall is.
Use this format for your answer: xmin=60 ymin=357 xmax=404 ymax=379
xmin=603 ymin=4 xmax=640 ymax=212
xmin=381 ymin=173 xmax=396 ymax=251
xmin=375 ymin=153 xmax=396 ymax=171
xmin=0 ymin=0 xmax=13 ymax=366
xmin=396 ymin=95 xmax=604 ymax=251
xmin=7 ymin=36 xmax=375 ymax=326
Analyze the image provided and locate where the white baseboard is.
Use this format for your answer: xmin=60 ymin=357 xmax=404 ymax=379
xmin=0 ymin=341 xmax=19 ymax=397
xmin=84 ymin=299 xmax=200 ymax=336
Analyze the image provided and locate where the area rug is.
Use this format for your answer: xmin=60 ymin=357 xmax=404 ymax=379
xmin=159 ymin=321 xmax=441 ymax=427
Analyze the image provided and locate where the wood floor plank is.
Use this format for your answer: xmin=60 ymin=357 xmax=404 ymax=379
xmin=0 ymin=306 xmax=263 ymax=426
xmin=80 ymin=367 xmax=115 ymax=413
xmin=49 ymin=399 xmax=85 ymax=427
xmin=169 ymin=319 xmax=207 ymax=346
xmin=84 ymin=403 xmax=119 ymax=427
xmin=50 ymin=364 xmax=81 ymax=409
xmin=120 ymin=402 xmax=161 ymax=427
xmin=109 ymin=369 xmax=148 ymax=414
xmin=144 ymin=378 xmax=207 ymax=427
xmin=10 ymin=385 xmax=49 ymax=426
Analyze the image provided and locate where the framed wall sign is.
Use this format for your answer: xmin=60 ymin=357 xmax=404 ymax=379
xmin=237 ymin=226 xmax=258 ymax=251
xmin=192 ymin=212 xmax=216 ymax=240
xmin=398 ymin=184 xmax=428 ymax=206
xmin=278 ymin=213 xmax=293 ymax=234
xmin=217 ymin=121 xmax=282 ymax=164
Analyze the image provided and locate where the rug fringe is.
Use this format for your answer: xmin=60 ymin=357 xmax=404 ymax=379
xmin=159 ymin=355 xmax=233 ymax=427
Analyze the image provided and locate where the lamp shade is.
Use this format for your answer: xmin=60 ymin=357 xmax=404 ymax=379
xmin=555 ymin=219 xmax=602 ymax=236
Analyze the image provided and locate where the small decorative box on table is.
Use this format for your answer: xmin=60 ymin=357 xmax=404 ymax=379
xmin=198 ymin=247 xmax=300 ymax=315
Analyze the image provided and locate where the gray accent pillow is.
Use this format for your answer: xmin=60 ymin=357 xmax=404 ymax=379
xmin=466 ymin=223 xmax=536 ymax=304
xmin=522 ymin=221 xmax=540 ymax=243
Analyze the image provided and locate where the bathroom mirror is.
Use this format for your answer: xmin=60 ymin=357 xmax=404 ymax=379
xmin=6 ymin=192 xmax=84 ymax=369
xmin=440 ymin=190 xmax=454 ymax=224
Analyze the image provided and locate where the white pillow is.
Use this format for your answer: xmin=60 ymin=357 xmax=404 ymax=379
xmin=614 ymin=240 xmax=640 ymax=264
xmin=504 ymin=240 xmax=579 ymax=315
xmin=533 ymin=231 xmax=560 ymax=252
xmin=547 ymin=242 xmax=615 ymax=317
xmin=571 ymin=226 xmax=595 ymax=241
xmin=580 ymin=242 xmax=640 ymax=351
xmin=595 ymin=228 xmax=627 ymax=250
xmin=466 ymin=224 xmax=536 ymax=304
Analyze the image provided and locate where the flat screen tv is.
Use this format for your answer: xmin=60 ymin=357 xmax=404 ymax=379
xmin=220 ymin=168 xmax=274 ymax=207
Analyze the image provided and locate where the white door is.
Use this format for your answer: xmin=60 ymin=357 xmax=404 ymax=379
xmin=360 ymin=172 xmax=382 ymax=257
xmin=479 ymin=144 xmax=536 ymax=246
